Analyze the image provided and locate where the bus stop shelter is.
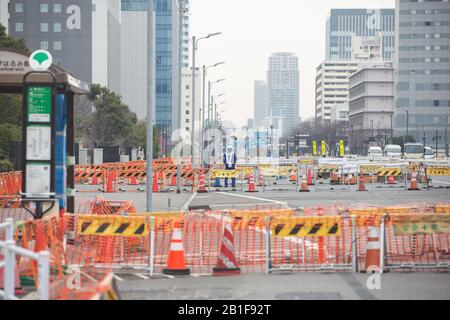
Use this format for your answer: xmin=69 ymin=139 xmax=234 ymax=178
xmin=0 ymin=47 xmax=90 ymax=214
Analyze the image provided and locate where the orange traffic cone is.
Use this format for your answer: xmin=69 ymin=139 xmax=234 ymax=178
xmin=258 ymin=173 xmax=264 ymax=187
xmin=365 ymin=227 xmax=381 ymax=273
xmin=358 ymin=172 xmax=367 ymax=192
xmin=170 ymin=175 xmax=177 ymax=187
xmin=91 ymin=175 xmax=99 ymax=186
xmin=163 ymin=223 xmax=190 ymax=276
xmin=307 ymin=169 xmax=314 ymax=186
xmin=299 ymin=175 xmax=310 ymax=192
xmin=388 ymin=176 xmax=395 ymax=185
xmin=152 ymin=174 xmax=159 ymax=193
xmin=0 ymin=254 xmax=25 ymax=296
xmin=129 ymin=176 xmax=138 ymax=186
xmin=246 ymin=174 xmax=258 ymax=193
xmin=408 ymin=173 xmax=420 ymax=191
xmin=105 ymin=172 xmax=115 ymax=193
xmin=197 ymin=173 xmax=208 ymax=193
xmin=213 ymin=223 xmax=241 ymax=276
xmin=290 ymin=171 xmax=297 ymax=184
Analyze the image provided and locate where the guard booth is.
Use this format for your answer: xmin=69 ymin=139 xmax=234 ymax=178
xmin=0 ymin=47 xmax=90 ymax=217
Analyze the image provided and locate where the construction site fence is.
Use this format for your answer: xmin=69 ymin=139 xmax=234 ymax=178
xmin=57 ymin=204 xmax=450 ymax=275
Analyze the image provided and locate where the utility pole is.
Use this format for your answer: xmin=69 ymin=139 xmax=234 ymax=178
xmin=191 ymin=36 xmax=197 ymax=168
xmin=146 ymin=1 xmax=155 ymax=212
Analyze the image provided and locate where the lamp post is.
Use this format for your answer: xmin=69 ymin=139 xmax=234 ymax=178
xmin=201 ymin=62 xmax=225 ymax=166
xmin=436 ymin=114 xmax=449 ymax=158
xmin=208 ymin=79 xmax=226 ymax=126
xmin=191 ymin=32 xmax=222 ymax=169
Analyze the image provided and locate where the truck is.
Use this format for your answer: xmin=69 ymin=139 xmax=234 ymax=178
xmin=404 ymin=143 xmax=424 ymax=160
xmin=384 ymin=145 xmax=402 ymax=160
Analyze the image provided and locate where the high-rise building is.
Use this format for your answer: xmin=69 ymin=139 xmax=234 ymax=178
xmin=349 ymin=62 xmax=395 ymax=153
xmin=3 ymin=0 xmax=121 ymax=92
xmin=267 ymin=53 xmax=300 ymax=137
xmin=315 ymin=61 xmax=359 ymax=123
xmin=181 ymin=67 xmax=201 ymax=135
xmin=351 ymin=36 xmax=383 ymax=62
xmin=395 ymin=0 xmax=450 ymax=151
xmin=326 ymin=9 xmax=395 ymax=61
xmin=253 ymin=80 xmax=268 ymax=129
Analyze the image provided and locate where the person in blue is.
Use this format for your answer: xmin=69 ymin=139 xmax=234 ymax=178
xmin=223 ymin=145 xmax=237 ymax=189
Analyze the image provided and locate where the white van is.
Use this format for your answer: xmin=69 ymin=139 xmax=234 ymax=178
xmin=368 ymin=146 xmax=383 ymax=161
xmin=404 ymin=143 xmax=424 ymax=160
xmin=424 ymin=147 xmax=435 ymax=160
xmin=384 ymin=145 xmax=402 ymax=160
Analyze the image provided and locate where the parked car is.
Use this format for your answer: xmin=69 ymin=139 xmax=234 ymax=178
xmin=368 ymin=146 xmax=383 ymax=161
xmin=424 ymin=147 xmax=435 ymax=160
xmin=384 ymin=145 xmax=402 ymax=160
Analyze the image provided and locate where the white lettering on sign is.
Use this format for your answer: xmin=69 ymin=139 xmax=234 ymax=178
xmin=66 ymin=5 xmax=81 ymax=30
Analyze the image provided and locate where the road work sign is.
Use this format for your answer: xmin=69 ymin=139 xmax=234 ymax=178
xmin=211 ymin=170 xmax=239 ymax=179
xmin=391 ymin=215 xmax=450 ymax=235
xmin=312 ymin=141 xmax=317 ymax=156
xmin=78 ymin=216 xmax=149 ymax=237
xmin=427 ymin=167 xmax=450 ymax=176
xmin=321 ymin=141 xmax=326 ymax=157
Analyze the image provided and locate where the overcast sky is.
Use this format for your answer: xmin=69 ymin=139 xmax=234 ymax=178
xmin=190 ymin=0 xmax=395 ymax=127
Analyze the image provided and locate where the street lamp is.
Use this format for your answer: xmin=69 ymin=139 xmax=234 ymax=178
xmin=208 ymin=79 xmax=226 ymax=125
xmin=201 ymin=62 xmax=225 ymax=166
xmin=192 ymin=32 xmax=222 ymax=168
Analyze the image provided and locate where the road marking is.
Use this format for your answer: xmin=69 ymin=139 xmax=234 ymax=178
xmin=432 ymin=180 xmax=450 ymax=185
xmin=134 ymin=273 xmax=149 ymax=280
xmin=113 ymin=274 xmax=124 ymax=282
xmin=216 ymin=192 xmax=289 ymax=208
xmin=181 ymin=192 xmax=198 ymax=212
xmin=161 ymin=274 xmax=175 ymax=279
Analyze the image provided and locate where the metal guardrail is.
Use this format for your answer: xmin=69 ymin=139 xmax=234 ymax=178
xmin=0 ymin=218 xmax=50 ymax=300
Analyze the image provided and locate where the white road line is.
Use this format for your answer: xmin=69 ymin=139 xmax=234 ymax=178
xmin=216 ymin=192 xmax=289 ymax=208
xmin=134 ymin=273 xmax=149 ymax=280
xmin=161 ymin=274 xmax=175 ymax=279
xmin=433 ymin=180 xmax=450 ymax=185
xmin=113 ymin=274 xmax=124 ymax=282
xmin=181 ymin=192 xmax=198 ymax=212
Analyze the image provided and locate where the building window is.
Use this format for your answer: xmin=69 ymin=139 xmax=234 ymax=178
xmin=53 ymin=3 xmax=62 ymax=13
xmin=185 ymin=111 xmax=189 ymax=115
xmin=53 ymin=23 xmax=61 ymax=32
xmin=15 ymin=22 xmax=23 ymax=32
xmin=186 ymin=119 xmax=190 ymax=123
xmin=40 ymin=23 xmax=48 ymax=32
xmin=15 ymin=3 xmax=23 ymax=13
xmin=53 ymin=41 xmax=62 ymax=51
xmin=40 ymin=41 xmax=48 ymax=50
xmin=40 ymin=4 xmax=49 ymax=13
xmin=434 ymin=100 xmax=439 ymax=107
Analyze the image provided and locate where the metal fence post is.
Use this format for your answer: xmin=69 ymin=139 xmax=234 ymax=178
xmin=380 ymin=215 xmax=386 ymax=275
xmin=265 ymin=219 xmax=271 ymax=274
xmin=351 ymin=216 xmax=358 ymax=273
xmin=38 ymin=251 xmax=50 ymax=300
xmin=5 ymin=218 xmax=14 ymax=241
xmin=5 ymin=240 xmax=16 ymax=300
xmin=149 ymin=217 xmax=155 ymax=277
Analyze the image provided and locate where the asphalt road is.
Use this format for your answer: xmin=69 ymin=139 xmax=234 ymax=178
xmin=75 ymin=175 xmax=450 ymax=212
xmin=116 ymin=273 xmax=450 ymax=300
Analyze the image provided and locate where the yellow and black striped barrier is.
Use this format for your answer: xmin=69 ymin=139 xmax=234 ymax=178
xmin=77 ymin=215 xmax=149 ymax=237
xmin=271 ymin=216 xmax=342 ymax=237
xmin=211 ymin=170 xmax=239 ymax=179
xmin=376 ymin=169 xmax=403 ymax=177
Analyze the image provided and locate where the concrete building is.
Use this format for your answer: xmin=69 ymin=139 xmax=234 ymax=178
xmin=0 ymin=0 xmax=8 ymax=32
xmin=4 ymin=0 xmax=94 ymax=84
xmin=395 ymin=0 xmax=450 ymax=150
xmin=351 ymin=36 xmax=383 ymax=62
xmin=253 ymin=80 xmax=268 ymax=129
xmin=92 ymin=0 xmax=121 ymax=94
xmin=267 ymin=52 xmax=300 ymax=137
xmin=315 ymin=61 xmax=359 ymax=123
xmin=180 ymin=68 xmax=201 ymax=135
xmin=349 ymin=63 xmax=395 ymax=153
xmin=3 ymin=0 xmax=122 ymax=93
xmin=326 ymin=8 xmax=395 ymax=61
xmin=330 ymin=104 xmax=349 ymax=124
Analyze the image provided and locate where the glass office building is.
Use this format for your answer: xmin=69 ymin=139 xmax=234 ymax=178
xmin=326 ymin=9 xmax=395 ymax=61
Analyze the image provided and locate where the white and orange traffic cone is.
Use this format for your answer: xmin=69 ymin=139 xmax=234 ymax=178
xmin=197 ymin=173 xmax=208 ymax=194
xmin=307 ymin=169 xmax=314 ymax=186
xmin=129 ymin=176 xmax=138 ymax=186
xmin=91 ymin=175 xmax=99 ymax=186
xmin=299 ymin=175 xmax=310 ymax=192
xmin=258 ymin=173 xmax=264 ymax=187
xmin=358 ymin=172 xmax=367 ymax=192
xmin=365 ymin=227 xmax=381 ymax=273
xmin=246 ymin=174 xmax=258 ymax=193
xmin=163 ymin=223 xmax=191 ymax=276
xmin=408 ymin=172 xmax=420 ymax=191
xmin=152 ymin=174 xmax=159 ymax=193
xmin=290 ymin=170 xmax=297 ymax=184
xmin=213 ymin=223 xmax=241 ymax=276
